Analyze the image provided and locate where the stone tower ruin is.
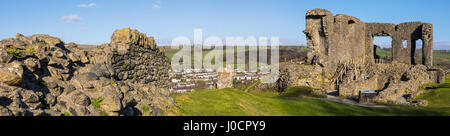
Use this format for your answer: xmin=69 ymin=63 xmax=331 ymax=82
xmin=303 ymin=9 xmax=433 ymax=73
xmin=299 ymin=9 xmax=444 ymax=104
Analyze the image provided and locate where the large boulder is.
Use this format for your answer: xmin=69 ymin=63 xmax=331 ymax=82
xmin=0 ymin=61 xmax=23 ymax=85
xmin=0 ymin=50 xmax=12 ymax=63
xmin=71 ymin=92 xmax=91 ymax=106
xmin=0 ymin=106 xmax=13 ymax=116
xmin=0 ymin=83 xmax=47 ymax=116
xmin=110 ymin=28 xmax=156 ymax=50
xmin=99 ymin=88 xmax=122 ymax=115
xmin=31 ymin=34 xmax=63 ymax=47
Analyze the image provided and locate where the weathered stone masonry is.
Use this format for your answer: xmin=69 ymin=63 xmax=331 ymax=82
xmin=300 ymin=9 xmax=444 ymax=104
xmin=0 ymin=28 xmax=173 ymax=116
xmin=304 ymin=9 xmax=433 ymax=72
xmin=366 ymin=22 xmax=433 ymax=65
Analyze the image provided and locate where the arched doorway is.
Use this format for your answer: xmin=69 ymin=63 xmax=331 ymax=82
xmin=373 ymin=36 xmax=393 ymax=63
xmin=411 ymin=39 xmax=423 ymax=65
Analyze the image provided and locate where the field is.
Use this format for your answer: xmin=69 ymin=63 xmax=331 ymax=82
xmin=165 ymin=75 xmax=450 ymax=116
xmin=376 ymin=48 xmax=450 ymax=68
xmin=431 ymin=50 xmax=450 ymax=69
xmin=76 ymin=44 xmax=98 ymax=52
xmin=162 ymin=46 xmax=307 ymax=70
xmin=164 ymin=46 xmax=450 ymax=69
xmin=79 ymin=45 xmax=447 ymax=69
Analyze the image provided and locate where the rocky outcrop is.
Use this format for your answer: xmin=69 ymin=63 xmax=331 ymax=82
xmin=254 ymin=62 xmax=334 ymax=93
xmin=332 ymin=60 xmax=436 ymax=103
xmin=0 ymin=28 xmax=173 ymax=116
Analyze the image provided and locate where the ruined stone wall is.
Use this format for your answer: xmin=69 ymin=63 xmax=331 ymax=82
xmin=302 ymin=9 xmax=442 ymax=104
xmin=330 ymin=14 xmax=367 ymax=71
xmin=365 ymin=23 xmax=396 ymax=62
xmin=304 ymin=9 xmax=434 ymax=70
xmin=304 ymin=9 xmax=333 ymax=67
xmin=0 ymin=28 xmax=173 ymax=116
xmin=366 ymin=22 xmax=433 ymax=65
xmin=304 ymin=9 xmax=369 ymax=74
xmin=88 ymin=28 xmax=170 ymax=88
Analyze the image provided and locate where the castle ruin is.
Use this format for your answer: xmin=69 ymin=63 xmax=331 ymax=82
xmin=292 ymin=9 xmax=445 ymax=104
xmin=303 ymin=9 xmax=433 ymax=71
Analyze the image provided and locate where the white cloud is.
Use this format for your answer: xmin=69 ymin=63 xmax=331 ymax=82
xmin=152 ymin=0 xmax=162 ymax=9
xmin=61 ymin=15 xmax=82 ymax=23
xmin=77 ymin=3 xmax=97 ymax=8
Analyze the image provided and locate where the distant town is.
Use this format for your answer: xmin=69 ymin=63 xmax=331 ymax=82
xmin=169 ymin=68 xmax=271 ymax=93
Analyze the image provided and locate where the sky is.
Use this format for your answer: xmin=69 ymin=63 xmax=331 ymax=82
xmin=1 ymin=0 xmax=450 ymax=49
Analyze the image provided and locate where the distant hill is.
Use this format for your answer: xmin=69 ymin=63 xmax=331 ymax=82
xmin=376 ymin=48 xmax=450 ymax=69
xmin=162 ymin=46 xmax=449 ymax=69
xmin=161 ymin=45 xmax=307 ymax=62
xmin=77 ymin=44 xmax=98 ymax=51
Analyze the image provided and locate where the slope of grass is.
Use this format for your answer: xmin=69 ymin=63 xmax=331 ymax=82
xmin=376 ymin=49 xmax=391 ymax=58
xmin=414 ymin=50 xmax=450 ymax=68
xmin=77 ymin=44 xmax=98 ymax=52
xmin=162 ymin=46 xmax=181 ymax=60
xmin=415 ymin=75 xmax=450 ymax=108
xmin=166 ymin=88 xmax=450 ymax=116
xmin=163 ymin=46 xmax=308 ymax=66
xmin=432 ymin=50 xmax=450 ymax=68
xmin=279 ymin=86 xmax=326 ymax=98
xmin=243 ymin=81 xmax=261 ymax=92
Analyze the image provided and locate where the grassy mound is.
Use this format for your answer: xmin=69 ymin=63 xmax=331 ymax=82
xmin=166 ymin=88 xmax=450 ymax=116
xmin=416 ymin=76 xmax=450 ymax=108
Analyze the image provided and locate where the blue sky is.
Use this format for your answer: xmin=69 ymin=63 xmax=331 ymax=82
xmin=1 ymin=0 xmax=450 ymax=49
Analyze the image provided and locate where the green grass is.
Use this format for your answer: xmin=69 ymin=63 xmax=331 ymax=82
xmin=99 ymin=110 xmax=109 ymax=116
xmin=373 ymin=49 xmax=450 ymax=68
xmin=375 ymin=49 xmax=391 ymax=58
xmin=6 ymin=46 xmax=25 ymax=58
xmin=167 ymin=88 xmax=450 ymax=116
xmin=40 ymin=81 xmax=47 ymax=86
xmin=143 ymin=105 xmax=150 ymax=113
xmin=91 ymin=97 xmax=104 ymax=108
xmin=163 ymin=46 xmax=180 ymax=60
xmin=243 ymin=81 xmax=261 ymax=92
xmin=123 ymin=63 xmax=130 ymax=69
xmin=163 ymin=46 xmax=267 ymax=68
xmin=412 ymin=50 xmax=450 ymax=68
xmin=63 ymin=112 xmax=74 ymax=116
xmin=431 ymin=50 xmax=450 ymax=67
xmin=38 ymin=94 xmax=50 ymax=109
xmin=415 ymin=75 xmax=450 ymax=108
xmin=279 ymin=86 xmax=326 ymax=98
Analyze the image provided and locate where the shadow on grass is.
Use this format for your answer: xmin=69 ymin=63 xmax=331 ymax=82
xmin=274 ymin=96 xmax=447 ymax=116
xmin=278 ymin=86 xmax=326 ymax=98
xmin=169 ymin=88 xmax=450 ymax=116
